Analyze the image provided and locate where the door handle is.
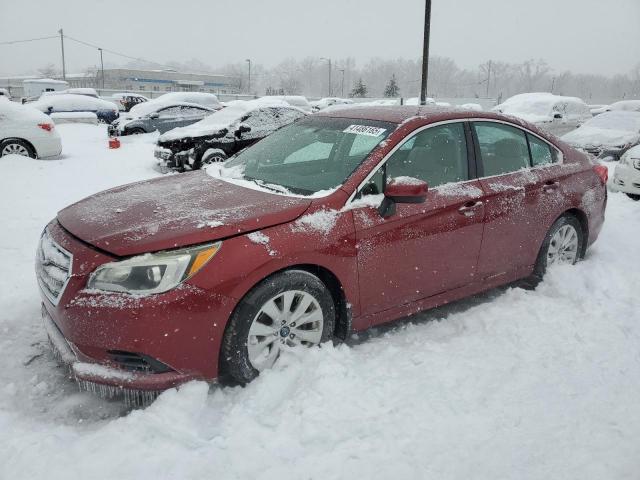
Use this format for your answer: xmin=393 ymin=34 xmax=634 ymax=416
xmin=458 ymin=201 xmax=483 ymax=217
xmin=542 ymin=181 xmax=559 ymax=193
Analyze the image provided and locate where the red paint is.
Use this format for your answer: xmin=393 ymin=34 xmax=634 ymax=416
xmin=108 ymin=137 xmax=120 ymax=149
xmin=39 ymin=107 xmax=607 ymax=392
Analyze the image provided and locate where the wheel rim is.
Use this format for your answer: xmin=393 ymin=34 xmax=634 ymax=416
xmin=202 ymin=155 xmax=225 ymax=166
xmin=547 ymin=224 xmax=579 ymax=266
xmin=247 ymin=290 xmax=324 ymax=371
xmin=2 ymin=143 xmax=29 ymax=157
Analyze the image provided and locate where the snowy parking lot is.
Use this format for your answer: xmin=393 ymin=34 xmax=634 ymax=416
xmin=1 ymin=124 xmax=639 ymax=479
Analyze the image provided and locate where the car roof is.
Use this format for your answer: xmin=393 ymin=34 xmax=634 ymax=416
xmin=316 ymin=105 xmax=505 ymax=124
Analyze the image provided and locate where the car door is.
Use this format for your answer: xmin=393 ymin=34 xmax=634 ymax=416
xmin=154 ymin=106 xmax=184 ymax=133
xmin=233 ymin=108 xmax=275 ymax=150
xmin=350 ymin=121 xmax=486 ymax=318
xmin=471 ymin=120 xmax=558 ymax=280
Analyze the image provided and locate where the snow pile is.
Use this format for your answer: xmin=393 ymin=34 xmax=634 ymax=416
xmin=1 ymin=123 xmax=640 ymax=479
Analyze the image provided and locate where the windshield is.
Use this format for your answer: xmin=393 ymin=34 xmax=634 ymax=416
xmin=221 ymin=116 xmax=394 ymax=195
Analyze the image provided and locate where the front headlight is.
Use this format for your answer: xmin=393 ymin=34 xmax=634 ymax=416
xmin=87 ymin=242 xmax=221 ymax=295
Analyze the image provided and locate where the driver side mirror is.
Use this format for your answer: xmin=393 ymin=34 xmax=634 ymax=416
xmin=553 ymin=112 xmax=563 ymax=119
xmin=235 ymin=124 xmax=251 ymax=138
xmin=378 ymin=177 xmax=428 ymax=218
xmin=149 ymin=112 xmax=159 ymax=119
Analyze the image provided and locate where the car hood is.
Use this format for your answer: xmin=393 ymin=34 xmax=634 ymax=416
xmin=57 ymin=172 xmax=312 ymax=256
xmin=561 ymin=127 xmax=640 ymax=149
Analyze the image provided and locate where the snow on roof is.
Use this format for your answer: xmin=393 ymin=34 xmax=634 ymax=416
xmin=153 ymin=92 xmax=220 ymax=107
xmin=158 ymin=98 xmax=294 ymax=141
xmin=23 ymin=78 xmax=68 ymax=85
xmin=125 ymin=101 xmax=214 ymax=119
xmin=608 ymin=100 xmax=640 ymax=112
xmin=0 ymin=98 xmax=52 ymax=122
xmin=561 ymin=111 xmax=640 ymax=147
xmin=30 ymin=94 xmax=118 ymax=112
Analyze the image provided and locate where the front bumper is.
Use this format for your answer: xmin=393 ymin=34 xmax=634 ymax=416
xmin=612 ymin=163 xmax=640 ymax=194
xmin=154 ymin=146 xmax=191 ymax=170
xmin=37 ymin=221 xmax=238 ymax=396
xmin=43 ymin=305 xmax=196 ymax=398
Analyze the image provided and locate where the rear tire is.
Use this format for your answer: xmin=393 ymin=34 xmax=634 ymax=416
xmin=219 ymin=270 xmax=335 ymax=385
xmin=0 ymin=139 xmax=35 ymax=158
xmin=625 ymin=193 xmax=640 ymax=201
xmin=126 ymin=128 xmax=146 ymax=135
xmin=521 ymin=215 xmax=584 ymax=289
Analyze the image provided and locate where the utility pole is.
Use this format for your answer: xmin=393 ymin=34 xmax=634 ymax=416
xmin=98 ymin=48 xmax=104 ymax=90
xmin=321 ymin=57 xmax=332 ymax=96
xmin=246 ymin=59 xmax=251 ymax=95
xmin=58 ymin=28 xmax=66 ymax=80
xmin=339 ymin=68 xmax=345 ymax=97
xmin=419 ymin=0 xmax=431 ymax=105
xmin=485 ymin=60 xmax=492 ymax=98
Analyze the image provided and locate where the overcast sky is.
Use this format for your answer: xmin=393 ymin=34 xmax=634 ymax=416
xmin=1 ymin=0 xmax=639 ymax=76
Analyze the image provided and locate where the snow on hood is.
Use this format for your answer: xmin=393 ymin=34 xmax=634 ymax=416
xmin=561 ymin=111 xmax=640 ymax=147
xmin=56 ymin=171 xmax=312 ymax=256
xmin=158 ymin=98 xmax=292 ymax=142
xmin=30 ymin=94 xmax=118 ymax=112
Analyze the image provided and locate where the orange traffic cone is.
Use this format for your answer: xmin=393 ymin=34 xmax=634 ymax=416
xmin=109 ymin=137 xmax=121 ymax=149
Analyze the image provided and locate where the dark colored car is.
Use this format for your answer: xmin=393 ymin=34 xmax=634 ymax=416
xmin=154 ymin=100 xmax=307 ymax=170
xmin=108 ymin=102 xmax=216 ymax=137
xmin=37 ymin=106 xmax=607 ymax=400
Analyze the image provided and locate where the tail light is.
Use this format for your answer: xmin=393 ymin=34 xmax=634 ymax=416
xmin=593 ymin=165 xmax=608 ymax=185
xmin=38 ymin=123 xmax=53 ymax=132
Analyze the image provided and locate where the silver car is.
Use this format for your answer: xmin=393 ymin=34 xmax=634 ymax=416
xmin=108 ymin=102 xmax=216 ymax=136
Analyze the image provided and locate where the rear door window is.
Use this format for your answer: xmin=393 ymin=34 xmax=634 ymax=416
xmin=527 ymin=134 xmax=556 ymax=166
xmin=473 ymin=122 xmax=530 ymax=176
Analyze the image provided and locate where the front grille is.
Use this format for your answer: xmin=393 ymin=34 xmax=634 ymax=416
xmin=36 ymin=229 xmax=72 ymax=305
xmin=107 ymin=350 xmax=173 ymax=373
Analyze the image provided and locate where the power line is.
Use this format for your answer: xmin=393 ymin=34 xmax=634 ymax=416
xmin=63 ymin=34 xmax=174 ymax=69
xmin=0 ymin=35 xmax=58 ymax=45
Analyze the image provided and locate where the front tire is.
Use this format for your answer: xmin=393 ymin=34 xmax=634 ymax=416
xmin=195 ymin=150 xmax=227 ymax=170
xmin=219 ymin=270 xmax=336 ymax=385
xmin=0 ymin=139 xmax=35 ymax=158
xmin=523 ymin=214 xmax=584 ymax=288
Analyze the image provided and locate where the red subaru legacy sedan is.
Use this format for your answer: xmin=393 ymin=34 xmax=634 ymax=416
xmin=37 ymin=106 xmax=607 ymax=398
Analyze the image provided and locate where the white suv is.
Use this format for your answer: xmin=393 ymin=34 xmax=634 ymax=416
xmin=0 ymin=99 xmax=62 ymax=158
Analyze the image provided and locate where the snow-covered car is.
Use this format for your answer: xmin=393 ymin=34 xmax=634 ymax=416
xmin=108 ymin=102 xmax=216 ymax=136
xmin=144 ymin=92 xmax=222 ymax=111
xmin=493 ymin=93 xmax=592 ymax=136
xmin=0 ymin=88 xmax=11 ymax=100
xmin=0 ymin=98 xmax=61 ymax=158
xmin=42 ymin=88 xmax=99 ymax=98
xmin=459 ymin=103 xmax=483 ymax=111
xmin=561 ymin=111 xmax=640 ymax=160
xmin=611 ymin=144 xmax=640 ymax=200
xmin=265 ymin=95 xmax=313 ymax=113
xmin=30 ymin=94 xmax=119 ymax=124
xmin=155 ymin=99 xmax=307 ymax=170
xmin=106 ymin=93 xmax=149 ymax=112
xmin=606 ymin=100 xmax=640 ymax=113
xmin=310 ymin=97 xmax=354 ymax=112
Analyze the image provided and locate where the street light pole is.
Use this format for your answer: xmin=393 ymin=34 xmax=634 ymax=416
xmin=420 ymin=0 xmax=431 ymax=105
xmin=339 ymin=68 xmax=345 ymax=97
xmin=98 ymin=48 xmax=105 ymax=90
xmin=58 ymin=28 xmax=66 ymax=80
xmin=321 ymin=57 xmax=332 ymax=96
xmin=246 ymin=59 xmax=251 ymax=95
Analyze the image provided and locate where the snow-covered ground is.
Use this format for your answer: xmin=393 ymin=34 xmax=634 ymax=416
xmin=1 ymin=124 xmax=639 ymax=479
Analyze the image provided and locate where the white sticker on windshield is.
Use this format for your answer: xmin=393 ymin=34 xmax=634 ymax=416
xmin=343 ymin=125 xmax=387 ymax=137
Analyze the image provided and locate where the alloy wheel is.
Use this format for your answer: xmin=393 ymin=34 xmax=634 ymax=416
xmin=247 ymin=290 xmax=324 ymax=371
xmin=1 ymin=143 xmax=29 ymax=157
xmin=547 ymin=224 xmax=579 ymax=266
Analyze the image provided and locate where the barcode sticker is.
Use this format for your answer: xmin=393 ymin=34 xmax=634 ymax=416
xmin=343 ymin=125 xmax=387 ymax=137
